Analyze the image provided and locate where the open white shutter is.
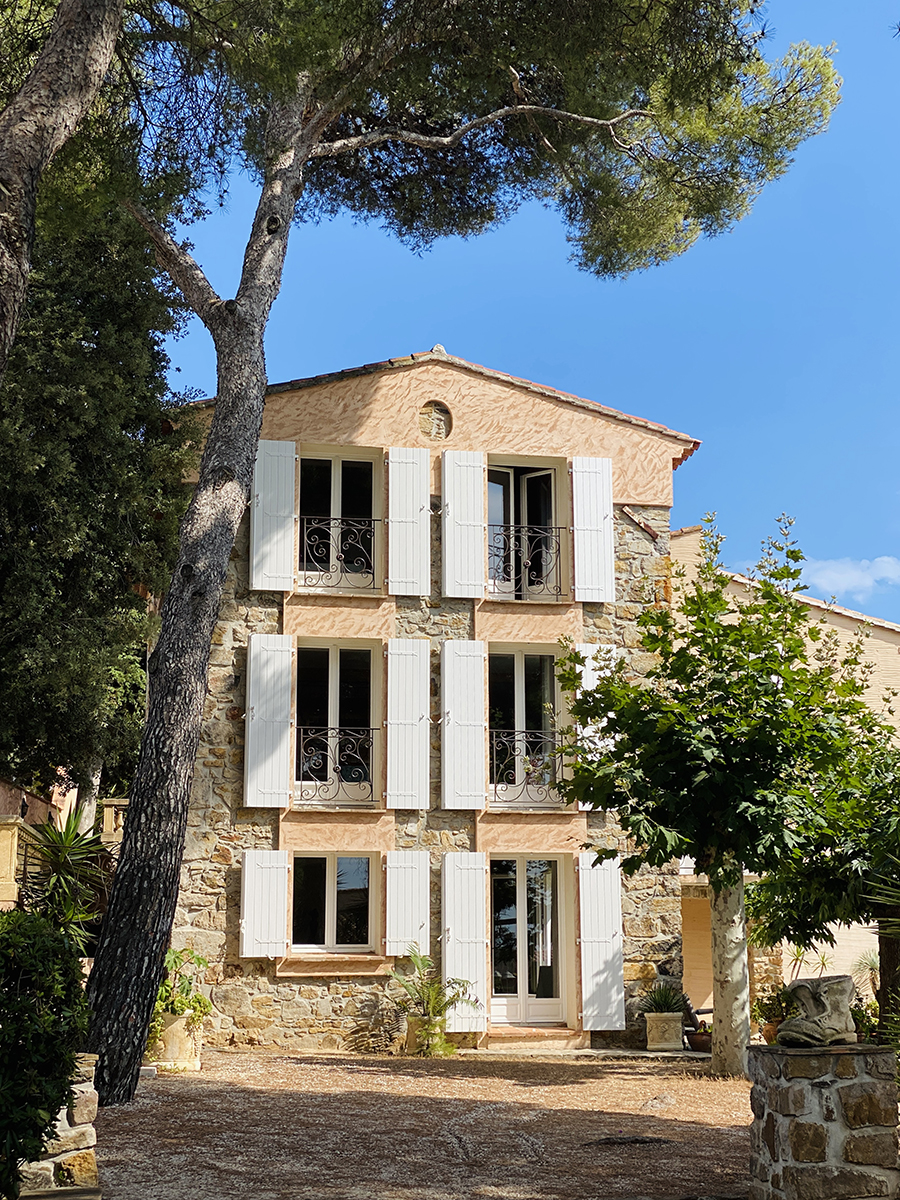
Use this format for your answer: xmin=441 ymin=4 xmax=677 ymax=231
xmin=441 ymin=451 xmax=485 ymax=598
xmin=579 ymin=851 xmax=625 ymax=1030
xmin=250 ymin=440 xmax=296 ymax=591
xmin=441 ymin=640 xmax=486 ymax=810
xmin=388 ymin=448 xmax=430 ymax=595
xmin=239 ymin=849 xmax=289 ymax=958
xmin=386 ymin=639 xmax=430 ymax=809
xmin=442 ymin=852 xmax=488 ymax=1032
xmin=572 ymin=457 xmax=614 ymax=603
xmin=574 ymin=643 xmax=614 ymax=811
xmin=244 ymin=633 xmax=293 ymax=808
xmin=385 ymin=850 xmax=431 ymax=956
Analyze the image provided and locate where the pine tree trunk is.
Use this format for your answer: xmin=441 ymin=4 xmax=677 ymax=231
xmin=0 ymin=0 xmax=124 ymax=383
xmin=709 ymin=878 xmax=750 ymax=1077
xmin=86 ymin=103 xmax=305 ymax=1105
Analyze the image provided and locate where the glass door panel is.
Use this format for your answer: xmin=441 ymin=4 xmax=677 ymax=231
xmin=490 ymin=856 xmax=564 ymax=1024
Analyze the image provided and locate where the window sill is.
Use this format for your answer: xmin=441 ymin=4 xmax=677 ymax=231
xmin=276 ymin=953 xmax=393 ymax=977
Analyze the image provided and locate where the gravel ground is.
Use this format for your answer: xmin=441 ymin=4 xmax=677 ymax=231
xmin=95 ymin=1049 xmax=752 ymax=1200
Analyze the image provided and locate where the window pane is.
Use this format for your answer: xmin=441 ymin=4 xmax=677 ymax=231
xmin=299 ymin=459 xmax=332 ymax=517
xmin=293 ymin=857 xmax=326 ymax=945
xmin=488 ymin=654 xmax=515 ymax=731
xmin=491 ymin=860 xmax=517 ymax=995
xmin=340 ymin=460 xmax=373 ymax=519
xmin=335 ymin=857 xmax=369 ymax=945
xmin=526 ymin=859 xmax=558 ymax=998
xmin=487 ymin=470 xmax=511 ymax=527
xmin=338 ymin=650 xmax=371 ymax=728
xmin=524 ymin=471 xmax=553 ymax=528
xmin=524 ymin=655 xmax=554 ymax=732
xmin=297 ymin=648 xmax=329 ymax=728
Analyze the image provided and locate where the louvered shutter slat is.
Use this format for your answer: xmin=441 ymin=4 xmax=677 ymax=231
xmin=388 ymin=447 xmax=430 ymax=595
xmin=386 ymin=639 xmax=430 ymax=809
xmin=572 ymin=457 xmax=615 ymax=603
xmin=250 ymin=440 xmax=296 ymax=591
xmin=441 ymin=451 xmax=485 ymax=598
xmin=441 ymin=640 xmax=486 ymax=810
xmin=579 ymin=851 xmax=625 ymax=1030
xmin=385 ymin=850 xmax=431 ymax=955
xmin=244 ymin=633 xmax=293 ymax=808
xmin=239 ymin=849 xmax=290 ymax=958
xmin=442 ymin=852 xmax=488 ymax=1032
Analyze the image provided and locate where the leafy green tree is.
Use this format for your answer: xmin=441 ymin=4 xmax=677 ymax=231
xmin=88 ymin=2 xmax=841 ymax=1103
xmin=0 ymin=140 xmax=196 ymax=797
xmin=747 ymin=743 xmax=900 ymax=1035
xmin=558 ymin=519 xmax=891 ymax=1075
xmin=0 ymin=911 xmax=89 ymax=1200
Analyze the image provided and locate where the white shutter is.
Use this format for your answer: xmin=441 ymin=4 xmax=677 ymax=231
xmin=388 ymin=447 xmax=430 ymax=595
xmin=579 ymin=851 xmax=625 ymax=1030
xmin=441 ymin=451 xmax=485 ymax=598
xmin=442 ymin=852 xmax=488 ymax=1032
xmin=386 ymin=639 xmax=430 ymax=809
xmin=250 ymin=440 xmax=296 ymax=591
xmin=574 ymin=643 xmax=618 ymax=810
xmin=239 ymin=849 xmax=289 ymax=958
xmin=441 ymin=640 xmax=486 ymax=810
xmin=385 ymin=850 xmax=431 ymax=956
xmin=572 ymin=457 xmax=615 ymax=603
xmin=244 ymin=633 xmax=293 ymax=808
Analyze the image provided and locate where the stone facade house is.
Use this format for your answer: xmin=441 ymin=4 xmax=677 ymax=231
xmin=175 ymin=347 xmax=700 ymax=1050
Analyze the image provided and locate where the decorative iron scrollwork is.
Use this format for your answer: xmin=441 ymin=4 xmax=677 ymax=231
xmin=489 ymin=729 xmax=561 ymax=806
xmin=487 ymin=524 xmax=563 ymax=600
xmin=295 ymin=727 xmax=376 ymax=805
xmin=298 ymin=518 xmax=379 ymax=590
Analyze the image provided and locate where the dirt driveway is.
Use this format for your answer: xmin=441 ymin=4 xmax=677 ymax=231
xmin=96 ymin=1050 xmax=752 ymax=1200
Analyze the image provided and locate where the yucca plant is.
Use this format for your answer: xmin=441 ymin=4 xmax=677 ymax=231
xmin=636 ymin=981 xmax=690 ymax=1014
xmin=389 ymin=944 xmax=479 ymax=1056
xmin=19 ymin=809 xmax=113 ymax=952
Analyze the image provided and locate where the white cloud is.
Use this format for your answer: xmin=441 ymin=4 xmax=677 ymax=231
xmin=802 ymin=556 xmax=900 ymax=604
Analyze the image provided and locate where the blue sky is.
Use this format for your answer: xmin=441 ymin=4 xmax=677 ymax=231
xmin=165 ymin=2 xmax=900 ymax=623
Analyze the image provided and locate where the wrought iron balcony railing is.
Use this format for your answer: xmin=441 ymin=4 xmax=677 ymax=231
xmin=487 ymin=524 xmax=564 ymax=600
xmin=298 ymin=517 xmax=380 ymax=590
xmin=295 ymin=726 xmax=376 ymax=806
xmin=489 ymin=729 xmax=562 ymax=807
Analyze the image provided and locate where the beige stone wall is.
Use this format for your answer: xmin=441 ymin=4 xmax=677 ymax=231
xmin=173 ymin=475 xmax=682 ymax=1049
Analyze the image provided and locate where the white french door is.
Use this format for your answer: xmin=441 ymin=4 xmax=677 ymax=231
xmin=490 ymin=856 xmax=564 ymax=1024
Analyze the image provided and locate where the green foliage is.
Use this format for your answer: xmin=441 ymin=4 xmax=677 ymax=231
xmin=850 ymin=994 xmax=879 ymax=1044
xmin=636 ymin=981 xmax=689 ymax=1013
xmin=19 ymin=811 xmax=113 ymax=952
xmin=389 ymin=944 xmax=478 ymax=1056
xmin=750 ymin=985 xmax=799 ymax=1025
xmin=0 ymin=911 xmax=88 ymax=1200
xmin=147 ymin=948 xmax=212 ymax=1054
xmin=0 ymin=138 xmax=197 ymax=793
xmin=558 ymin=517 xmax=892 ymax=893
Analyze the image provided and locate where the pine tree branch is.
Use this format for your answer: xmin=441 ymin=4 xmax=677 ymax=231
xmin=308 ymin=105 xmax=654 ymax=158
xmin=122 ymin=200 xmax=224 ymax=331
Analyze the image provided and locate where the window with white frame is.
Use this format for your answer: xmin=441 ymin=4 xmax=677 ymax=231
xmin=488 ymin=649 xmax=561 ymax=807
xmin=292 ymin=854 xmax=374 ymax=951
xmin=295 ymin=644 xmax=377 ymax=806
xmin=487 ymin=464 xmax=563 ymax=600
xmin=298 ymin=453 xmax=380 ymax=590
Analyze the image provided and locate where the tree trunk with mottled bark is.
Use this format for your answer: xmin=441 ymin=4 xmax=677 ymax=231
xmin=0 ymin=0 xmax=124 ymax=384
xmin=709 ymin=879 xmax=750 ymax=1077
xmin=86 ymin=102 xmax=307 ymax=1104
xmin=76 ymin=756 xmax=103 ymax=834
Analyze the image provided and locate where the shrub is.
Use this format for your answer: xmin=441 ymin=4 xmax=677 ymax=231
xmin=389 ymin=945 xmax=478 ymax=1056
xmin=0 ymin=911 xmax=88 ymax=1199
xmin=636 ymin=981 xmax=690 ymax=1014
xmin=146 ymin=947 xmax=212 ymax=1056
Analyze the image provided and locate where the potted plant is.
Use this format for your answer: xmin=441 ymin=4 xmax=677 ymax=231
xmin=146 ymin=947 xmax=212 ymax=1070
xmin=750 ymin=985 xmax=798 ymax=1044
xmin=637 ymin=981 xmax=690 ymax=1052
xmin=389 ymin=944 xmax=479 ymax=1056
xmin=686 ymin=1020 xmax=712 ymax=1053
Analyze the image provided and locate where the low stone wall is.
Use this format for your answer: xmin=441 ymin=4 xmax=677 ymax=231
xmin=749 ymin=1044 xmax=899 ymax=1200
xmin=20 ymin=1054 xmax=99 ymax=1193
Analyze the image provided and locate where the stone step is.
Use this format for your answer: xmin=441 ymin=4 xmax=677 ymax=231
xmin=21 ymin=1190 xmax=102 ymax=1199
xmin=486 ymin=1025 xmax=590 ymax=1050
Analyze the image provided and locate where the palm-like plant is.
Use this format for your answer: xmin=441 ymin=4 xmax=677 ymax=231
xmin=19 ymin=809 xmax=113 ymax=951
xmin=389 ymin=944 xmax=479 ymax=1056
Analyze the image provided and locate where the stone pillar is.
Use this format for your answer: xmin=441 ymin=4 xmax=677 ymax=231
xmin=749 ymin=1045 xmax=899 ymax=1200
xmin=0 ymin=816 xmax=22 ymax=909
xmin=20 ymin=1054 xmax=100 ymax=1193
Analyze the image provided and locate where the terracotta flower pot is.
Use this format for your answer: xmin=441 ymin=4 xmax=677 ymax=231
xmin=761 ymin=1019 xmax=782 ymax=1046
xmin=686 ymin=1030 xmax=712 ymax=1053
xmin=644 ymin=1011 xmax=684 ymax=1052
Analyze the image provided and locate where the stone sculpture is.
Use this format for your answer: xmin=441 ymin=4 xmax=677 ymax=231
xmin=775 ymin=973 xmax=857 ymax=1047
